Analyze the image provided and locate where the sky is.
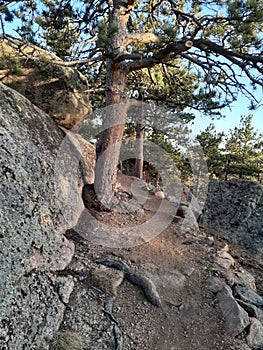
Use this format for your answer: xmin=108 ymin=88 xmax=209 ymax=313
xmin=191 ymin=95 xmax=263 ymax=136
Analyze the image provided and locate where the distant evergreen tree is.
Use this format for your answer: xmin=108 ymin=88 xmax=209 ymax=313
xmin=197 ymin=124 xmax=225 ymax=179
xmin=224 ymin=115 xmax=262 ymax=182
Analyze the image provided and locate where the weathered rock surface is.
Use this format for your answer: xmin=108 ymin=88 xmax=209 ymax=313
xmin=0 ymin=82 xmax=84 ymax=349
xmin=231 ymin=269 xmax=257 ymax=291
xmin=200 ymin=179 xmax=263 ymax=261
xmin=216 ymin=246 xmax=235 ymax=270
xmin=0 ymin=36 xmax=92 ymax=129
xmin=237 ymin=300 xmax=263 ymax=324
xmin=176 ymin=204 xmax=200 ymax=233
xmin=234 ymin=285 xmax=263 ymax=308
xmin=217 ymin=285 xmax=250 ymax=337
xmin=246 ymin=317 xmax=263 ymax=349
xmin=64 ymin=131 xmax=95 ymax=184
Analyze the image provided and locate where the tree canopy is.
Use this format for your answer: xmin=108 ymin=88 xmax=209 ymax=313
xmin=1 ymin=0 xmax=263 ymax=108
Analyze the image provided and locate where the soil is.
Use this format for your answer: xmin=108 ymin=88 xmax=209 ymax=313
xmin=62 ymin=174 xmax=263 ymax=350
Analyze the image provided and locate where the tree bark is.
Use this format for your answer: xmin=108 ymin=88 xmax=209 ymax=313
xmin=94 ymin=0 xmax=135 ymax=206
xmin=95 ymin=60 xmax=129 ymax=205
xmin=135 ymin=122 xmax=144 ymax=179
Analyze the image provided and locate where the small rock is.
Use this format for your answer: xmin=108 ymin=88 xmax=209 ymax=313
xmin=206 ymin=236 xmax=215 ymax=246
xmin=217 ymin=285 xmax=250 ymax=337
xmin=58 ymin=276 xmax=75 ymax=304
xmin=234 ymin=269 xmax=257 ymax=291
xmin=135 ymin=208 xmax=145 ymax=216
xmin=234 ymin=285 xmax=263 ymax=308
xmin=141 ymin=262 xmax=158 ymax=270
xmin=172 ymin=215 xmax=182 ymax=223
xmin=179 ymin=206 xmax=199 ymax=233
xmin=155 ymin=190 xmax=165 ymax=199
xmin=200 ymin=236 xmax=215 ymax=247
xmin=246 ymin=317 xmax=263 ymax=349
xmin=226 ymin=268 xmax=257 ymax=290
xmin=222 ymin=244 xmax=230 ymax=252
xmin=188 ymin=192 xmax=203 ymax=220
xmin=207 ymin=277 xmax=225 ymax=293
xmin=177 ymin=204 xmax=188 ymax=218
xmin=216 ymin=250 xmax=235 ymax=270
xmin=236 ymin=299 xmax=263 ymax=324
xmin=179 ymin=298 xmax=200 ymax=320
xmin=179 ymin=265 xmax=195 ymax=277
xmin=145 ymin=270 xmax=186 ymax=289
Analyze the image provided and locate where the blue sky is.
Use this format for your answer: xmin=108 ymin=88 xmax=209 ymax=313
xmin=191 ymin=84 xmax=263 ymax=136
xmin=191 ymin=98 xmax=263 ymax=136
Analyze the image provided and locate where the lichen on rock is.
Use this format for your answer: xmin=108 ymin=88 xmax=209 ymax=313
xmin=200 ymin=179 xmax=263 ymax=261
xmin=0 ymin=82 xmax=84 ymax=349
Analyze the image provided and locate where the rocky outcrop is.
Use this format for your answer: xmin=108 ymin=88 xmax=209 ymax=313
xmin=0 ymin=36 xmax=92 ymax=129
xmin=65 ymin=131 xmax=96 ymax=184
xmin=200 ymin=179 xmax=263 ymax=261
xmin=210 ymin=246 xmax=263 ymax=348
xmin=0 ymin=82 xmax=84 ymax=349
xmin=217 ymin=285 xmax=250 ymax=337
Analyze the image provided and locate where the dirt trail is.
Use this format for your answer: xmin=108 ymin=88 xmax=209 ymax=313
xmin=62 ymin=175 xmax=263 ymax=350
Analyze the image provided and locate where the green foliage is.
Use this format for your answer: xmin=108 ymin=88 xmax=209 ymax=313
xmin=37 ymin=1 xmax=79 ymax=58
xmin=194 ymin=115 xmax=262 ymax=184
xmin=227 ymin=0 xmax=263 ymax=50
xmin=97 ymin=20 xmax=119 ymax=49
xmin=97 ymin=20 xmax=108 ymax=49
xmin=197 ymin=124 xmax=225 ymax=179
xmin=127 ymin=62 xmax=223 ymax=120
xmin=0 ymin=53 xmax=23 ymax=76
xmin=224 ymin=115 xmax=263 ymax=182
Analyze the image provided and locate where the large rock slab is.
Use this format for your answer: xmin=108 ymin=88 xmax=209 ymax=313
xmin=200 ymin=179 xmax=263 ymax=260
xmin=0 ymin=83 xmax=84 ymax=349
xmin=0 ymin=36 xmax=92 ymax=129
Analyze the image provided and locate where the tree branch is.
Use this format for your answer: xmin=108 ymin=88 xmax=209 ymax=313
xmin=114 ymin=52 xmax=142 ymax=62
xmin=126 ymin=40 xmax=192 ymax=72
xmin=194 ymin=39 xmax=263 ymax=66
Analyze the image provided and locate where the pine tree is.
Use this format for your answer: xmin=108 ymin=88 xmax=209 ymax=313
xmin=197 ymin=124 xmax=225 ymax=179
xmin=2 ymin=0 xmax=263 ymax=202
xmin=224 ymin=115 xmax=263 ymax=182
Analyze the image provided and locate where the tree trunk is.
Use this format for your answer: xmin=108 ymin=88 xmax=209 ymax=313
xmin=95 ymin=61 xmax=128 ymax=206
xmin=135 ymin=122 xmax=144 ymax=179
xmin=94 ymin=0 xmax=135 ymax=207
xmin=224 ymin=158 xmax=230 ymax=181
